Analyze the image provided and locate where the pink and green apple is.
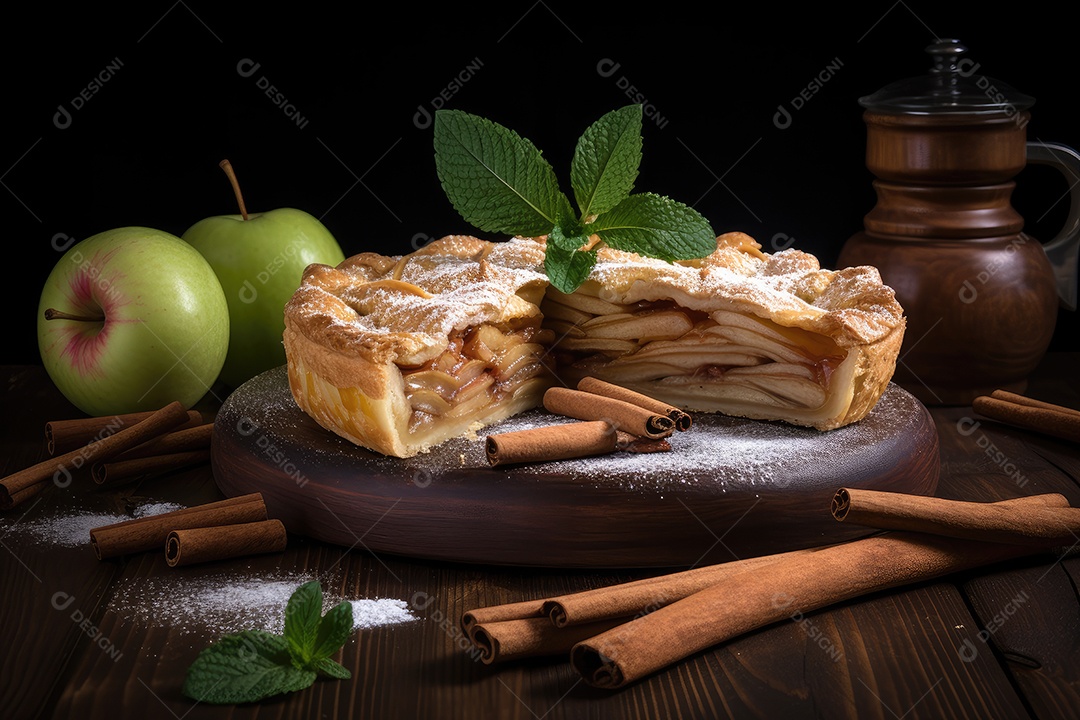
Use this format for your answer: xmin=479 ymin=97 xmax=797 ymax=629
xmin=182 ymin=160 xmax=345 ymax=388
xmin=37 ymin=226 xmax=231 ymax=417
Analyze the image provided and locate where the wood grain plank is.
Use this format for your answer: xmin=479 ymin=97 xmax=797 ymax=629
xmin=941 ymin=354 xmax=1080 ymax=720
xmin=636 ymin=582 xmax=1031 ymax=720
xmin=930 ymin=405 xmax=1080 ymax=505
xmin=961 ymin=556 xmax=1080 ymax=719
xmin=0 ymin=366 xmax=127 ymax=720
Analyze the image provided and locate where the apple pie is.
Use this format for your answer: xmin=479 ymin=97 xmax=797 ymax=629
xmin=544 ymin=232 xmax=906 ymax=431
xmin=282 ymin=235 xmax=555 ymax=458
xmin=283 ymin=232 xmax=905 ymax=457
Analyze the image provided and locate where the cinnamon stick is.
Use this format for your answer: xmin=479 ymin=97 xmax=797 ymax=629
xmin=544 ymin=387 xmax=675 ymax=440
xmin=577 ymin=377 xmax=692 ymax=431
xmin=544 ymin=548 xmax=820 ymax=629
xmin=89 ymin=492 xmax=268 ymax=559
xmin=973 ymin=393 xmax=1080 ymax=443
xmin=990 ymin=389 xmax=1080 ymax=417
xmin=0 ymin=401 xmax=192 ymax=510
xmin=110 ymin=422 xmax=214 ymax=460
xmin=46 ymin=409 xmax=203 ymax=455
xmin=4 ymin=483 xmax=45 ymax=508
xmin=486 ymin=420 xmax=617 ymax=466
xmin=831 ymin=488 xmax=1079 ymax=544
xmin=165 ymin=518 xmax=287 ymax=567
xmin=569 ymin=530 xmax=1061 ymax=689
xmin=92 ymin=450 xmax=211 ymax=486
xmin=470 ymin=616 xmax=629 ymax=664
xmin=461 ymin=598 xmax=547 ymax=644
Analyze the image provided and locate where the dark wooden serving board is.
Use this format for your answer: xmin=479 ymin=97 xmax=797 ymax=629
xmin=212 ymin=367 xmax=940 ymax=569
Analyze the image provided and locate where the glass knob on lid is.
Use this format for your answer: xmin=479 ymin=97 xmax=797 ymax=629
xmin=859 ymin=38 xmax=1035 ymax=115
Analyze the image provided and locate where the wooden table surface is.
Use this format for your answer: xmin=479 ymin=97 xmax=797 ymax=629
xmin=2 ymin=357 xmax=1078 ymax=720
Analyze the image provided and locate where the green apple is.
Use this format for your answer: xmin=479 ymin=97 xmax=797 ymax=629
xmin=182 ymin=160 xmax=345 ymax=388
xmin=37 ymin=226 xmax=230 ymax=416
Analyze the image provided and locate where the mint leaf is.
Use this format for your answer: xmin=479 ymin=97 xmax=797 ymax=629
xmin=571 ymin=105 xmax=642 ymax=220
xmin=434 ymin=109 xmax=566 ymax=237
xmin=284 ymin=580 xmax=322 ymax=667
xmin=545 ymin=240 xmax=597 ymax=294
xmin=590 ymin=193 xmax=716 ymax=262
xmin=314 ymin=657 xmax=352 ymax=680
xmin=182 ymin=630 xmax=317 ymax=705
xmin=311 ymin=600 xmax=354 ymax=662
xmin=184 ymin=581 xmax=357 ymax=706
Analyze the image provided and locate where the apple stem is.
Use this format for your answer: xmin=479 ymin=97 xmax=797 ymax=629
xmin=44 ymin=308 xmax=105 ymax=323
xmin=219 ymin=158 xmax=249 ymax=221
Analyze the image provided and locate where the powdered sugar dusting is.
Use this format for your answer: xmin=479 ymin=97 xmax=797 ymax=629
xmin=457 ymin=385 xmax=909 ymax=490
xmin=132 ymin=501 xmax=185 ymax=518
xmin=0 ymin=499 xmax=186 ymax=548
xmin=106 ymin=570 xmax=418 ymax=637
xmin=286 ymin=235 xmax=549 ymax=363
xmin=349 ymin=598 xmax=417 ymax=629
xmin=585 ymin=232 xmax=904 ymax=346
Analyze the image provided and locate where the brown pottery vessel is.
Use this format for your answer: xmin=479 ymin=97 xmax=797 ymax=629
xmin=838 ymin=39 xmax=1079 ymax=405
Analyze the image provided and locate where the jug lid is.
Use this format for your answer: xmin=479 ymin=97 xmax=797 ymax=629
xmin=859 ymin=38 xmax=1035 ymax=115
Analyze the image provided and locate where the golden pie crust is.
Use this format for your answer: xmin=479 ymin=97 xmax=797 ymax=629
xmin=283 ymin=232 xmax=906 ymax=457
xmin=283 ymin=235 xmax=554 ymax=457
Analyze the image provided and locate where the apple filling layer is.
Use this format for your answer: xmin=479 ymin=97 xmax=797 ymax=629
xmin=539 ymin=230 xmax=906 ymax=431
xmin=400 ymin=323 xmax=554 ymax=436
xmin=545 ymin=287 xmax=858 ymax=428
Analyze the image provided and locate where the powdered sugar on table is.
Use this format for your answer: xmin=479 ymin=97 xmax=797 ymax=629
xmin=0 ymin=500 xmax=184 ymax=548
xmin=106 ymin=570 xmax=418 ymax=637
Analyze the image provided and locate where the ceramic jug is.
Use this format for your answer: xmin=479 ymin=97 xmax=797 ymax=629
xmin=837 ymin=38 xmax=1079 ymax=405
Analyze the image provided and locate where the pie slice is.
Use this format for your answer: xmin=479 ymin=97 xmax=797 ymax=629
xmin=284 ymin=231 xmax=905 ymax=458
xmin=282 ymin=235 xmax=555 ymax=458
xmin=544 ymin=232 xmax=906 ymax=430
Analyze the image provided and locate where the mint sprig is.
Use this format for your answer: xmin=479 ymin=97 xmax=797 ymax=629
xmin=183 ymin=581 xmax=353 ymax=705
xmin=433 ymin=104 xmax=716 ymax=293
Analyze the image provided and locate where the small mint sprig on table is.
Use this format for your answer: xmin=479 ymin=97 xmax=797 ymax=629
xmin=182 ymin=580 xmax=353 ymax=704
xmin=433 ymin=104 xmax=717 ymax=294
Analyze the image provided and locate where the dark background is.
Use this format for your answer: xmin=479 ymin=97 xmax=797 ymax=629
xmin=6 ymin=4 xmax=1078 ymax=367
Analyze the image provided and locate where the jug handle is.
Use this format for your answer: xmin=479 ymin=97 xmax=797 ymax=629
xmin=1026 ymin=140 xmax=1080 ymax=310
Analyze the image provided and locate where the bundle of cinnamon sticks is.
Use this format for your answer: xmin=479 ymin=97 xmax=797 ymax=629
xmin=460 ymin=490 xmax=1077 ymax=689
xmin=0 ymin=400 xmax=283 ymax=565
xmin=0 ymin=401 xmax=214 ymax=510
xmin=972 ymin=389 xmax=1080 ymax=443
xmin=486 ymin=377 xmax=692 ymax=466
xmin=89 ymin=492 xmax=287 ymax=567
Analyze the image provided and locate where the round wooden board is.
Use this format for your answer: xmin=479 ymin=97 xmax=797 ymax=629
xmin=212 ymin=367 xmax=940 ymax=569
